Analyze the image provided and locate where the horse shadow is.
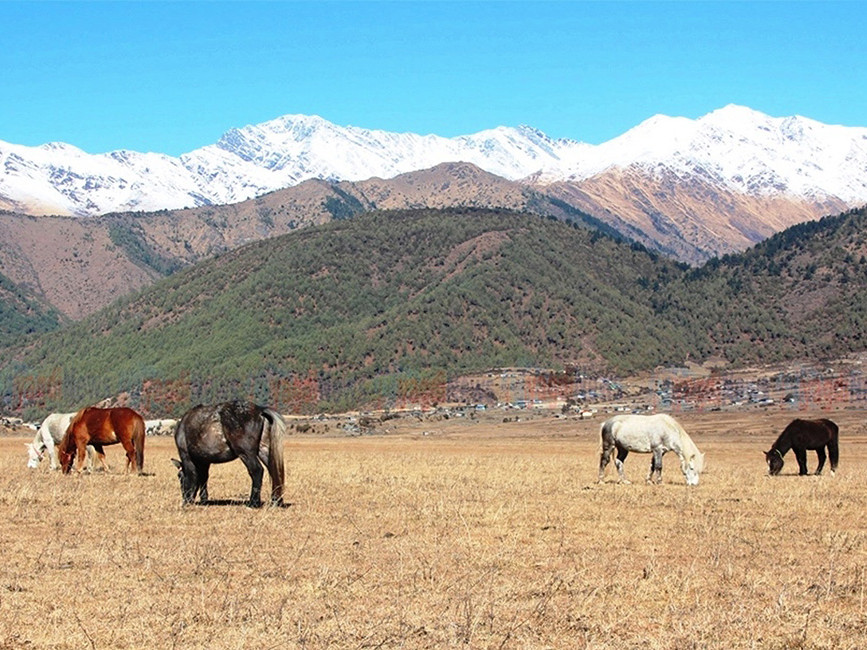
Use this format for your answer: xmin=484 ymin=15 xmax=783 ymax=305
xmin=190 ymin=499 xmax=294 ymax=509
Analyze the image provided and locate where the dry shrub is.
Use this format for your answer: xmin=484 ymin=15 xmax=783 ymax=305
xmin=0 ymin=409 xmax=866 ymax=648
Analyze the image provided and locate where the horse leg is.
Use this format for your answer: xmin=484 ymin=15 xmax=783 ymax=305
xmin=44 ymin=432 xmax=59 ymax=470
xmin=194 ymin=462 xmax=211 ymax=503
xmin=74 ymin=441 xmax=89 ymax=473
xmin=120 ymin=438 xmax=138 ymax=473
xmin=85 ymin=445 xmax=96 ymax=472
xmin=814 ymin=447 xmax=827 ymax=475
xmin=92 ymin=444 xmax=109 ymax=473
xmin=614 ymin=447 xmax=630 ymax=484
xmin=793 ymin=448 xmax=809 ymax=475
xmin=177 ymin=460 xmax=201 ymax=504
xmin=648 ymin=449 xmax=664 ymax=484
xmin=598 ymin=443 xmax=614 ymax=482
xmin=239 ymin=453 xmax=265 ymax=507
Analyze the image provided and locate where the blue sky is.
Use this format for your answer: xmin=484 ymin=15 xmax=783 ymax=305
xmin=2 ymin=1 xmax=865 ymax=156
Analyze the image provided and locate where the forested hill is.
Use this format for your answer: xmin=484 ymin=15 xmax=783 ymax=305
xmin=0 ymin=271 xmax=62 ymax=348
xmin=0 ymin=209 xmax=693 ymax=413
xmin=2 ymin=206 xmax=866 ymax=415
xmin=662 ymin=205 xmax=867 ymax=365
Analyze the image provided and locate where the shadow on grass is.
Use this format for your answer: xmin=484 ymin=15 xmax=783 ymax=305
xmin=187 ymin=499 xmax=294 ymax=509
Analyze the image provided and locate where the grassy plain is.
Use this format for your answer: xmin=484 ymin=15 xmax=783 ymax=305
xmin=1 ymin=408 xmax=866 ymax=649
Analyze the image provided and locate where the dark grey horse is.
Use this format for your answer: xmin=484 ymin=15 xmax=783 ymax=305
xmin=172 ymin=400 xmax=286 ymax=507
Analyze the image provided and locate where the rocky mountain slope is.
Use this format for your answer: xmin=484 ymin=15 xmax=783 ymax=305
xmin=2 ymin=106 xmax=865 ymax=255
xmin=0 ymin=163 xmax=614 ymax=320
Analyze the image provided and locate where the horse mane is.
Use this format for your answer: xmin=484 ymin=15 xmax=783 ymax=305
xmin=775 ymin=419 xmax=800 ymax=445
xmin=69 ymin=408 xmax=87 ymax=428
xmin=662 ymin=414 xmax=704 ymax=473
xmin=59 ymin=408 xmax=88 ymax=452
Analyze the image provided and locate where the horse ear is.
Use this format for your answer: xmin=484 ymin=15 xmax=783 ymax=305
xmin=170 ymin=458 xmax=182 ymax=469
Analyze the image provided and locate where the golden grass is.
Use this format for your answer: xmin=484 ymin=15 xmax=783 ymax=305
xmin=1 ymin=409 xmax=866 ymax=649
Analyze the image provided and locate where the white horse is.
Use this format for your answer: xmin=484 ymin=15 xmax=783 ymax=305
xmin=598 ymin=413 xmax=705 ymax=486
xmin=145 ymin=419 xmax=178 ymax=436
xmin=26 ymin=412 xmax=95 ymax=470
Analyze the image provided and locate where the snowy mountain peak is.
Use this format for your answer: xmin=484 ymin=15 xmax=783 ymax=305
xmin=2 ymin=107 xmax=867 ymax=217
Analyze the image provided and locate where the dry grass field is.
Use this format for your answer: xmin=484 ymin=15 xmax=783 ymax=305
xmin=1 ymin=408 xmax=867 ymax=649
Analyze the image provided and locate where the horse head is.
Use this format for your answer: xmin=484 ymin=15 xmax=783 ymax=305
xmin=764 ymin=449 xmax=784 ymax=476
xmin=25 ymin=442 xmax=43 ymax=468
xmin=57 ymin=443 xmax=75 ymax=474
xmin=682 ymin=453 xmax=703 ymax=486
xmin=679 ymin=448 xmax=704 ymax=486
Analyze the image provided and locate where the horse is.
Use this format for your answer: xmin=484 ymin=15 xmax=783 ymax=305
xmin=171 ymin=400 xmax=286 ymax=507
xmin=57 ymin=407 xmax=146 ymax=474
xmin=765 ymin=418 xmax=839 ymax=476
xmin=26 ymin=412 xmax=97 ymax=471
xmin=598 ymin=413 xmax=705 ymax=486
xmin=145 ymin=419 xmax=178 ymax=436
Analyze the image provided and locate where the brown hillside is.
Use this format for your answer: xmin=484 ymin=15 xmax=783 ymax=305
xmin=544 ymin=165 xmax=849 ymax=263
xmin=0 ymin=214 xmax=160 ymax=319
xmin=0 ymin=164 xmax=539 ymax=319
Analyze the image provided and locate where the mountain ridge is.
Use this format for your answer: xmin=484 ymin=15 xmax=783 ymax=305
xmin=3 ymin=105 xmax=866 ymax=219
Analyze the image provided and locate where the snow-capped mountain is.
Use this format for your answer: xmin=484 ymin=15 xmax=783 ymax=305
xmin=552 ymin=105 xmax=867 ymax=203
xmin=1 ymin=105 xmax=866 ymax=217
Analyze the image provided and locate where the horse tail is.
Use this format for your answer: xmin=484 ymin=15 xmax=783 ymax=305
xmin=598 ymin=418 xmax=617 ymax=481
xmin=599 ymin=419 xmax=612 ymax=451
xmin=132 ymin=414 xmax=146 ymax=473
xmin=824 ymin=419 xmax=840 ymax=471
xmin=262 ymin=408 xmax=286 ymax=505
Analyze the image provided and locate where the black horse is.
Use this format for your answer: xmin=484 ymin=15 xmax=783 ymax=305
xmin=764 ymin=418 xmax=839 ymax=476
xmin=172 ymin=400 xmax=286 ymax=507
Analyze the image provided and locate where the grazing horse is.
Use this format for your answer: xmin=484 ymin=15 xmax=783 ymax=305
xmin=598 ymin=413 xmax=705 ymax=486
xmin=26 ymin=412 xmax=96 ymax=471
xmin=145 ymin=419 xmax=178 ymax=436
xmin=58 ymin=407 xmax=146 ymax=474
xmin=171 ymin=400 xmax=286 ymax=507
xmin=765 ymin=418 xmax=839 ymax=476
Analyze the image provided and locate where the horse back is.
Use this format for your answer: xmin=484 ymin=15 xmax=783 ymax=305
xmin=818 ymin=418 xmax=839 ymax=441
xmin=219 ymin=401 xmax=267 ymax=452
xmin=108 ymin=407 xmax=145 ymax=440
xmin=782 ymin=418 xmax=838 ymax=448
xmin=69 ymin=407 xmax=144 ymax=445
xmin=176 ymin=403 xmax=239 ymax=463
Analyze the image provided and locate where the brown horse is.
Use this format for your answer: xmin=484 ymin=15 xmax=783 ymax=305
xmin=58 ymin=407 xmax=146 ymax=474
